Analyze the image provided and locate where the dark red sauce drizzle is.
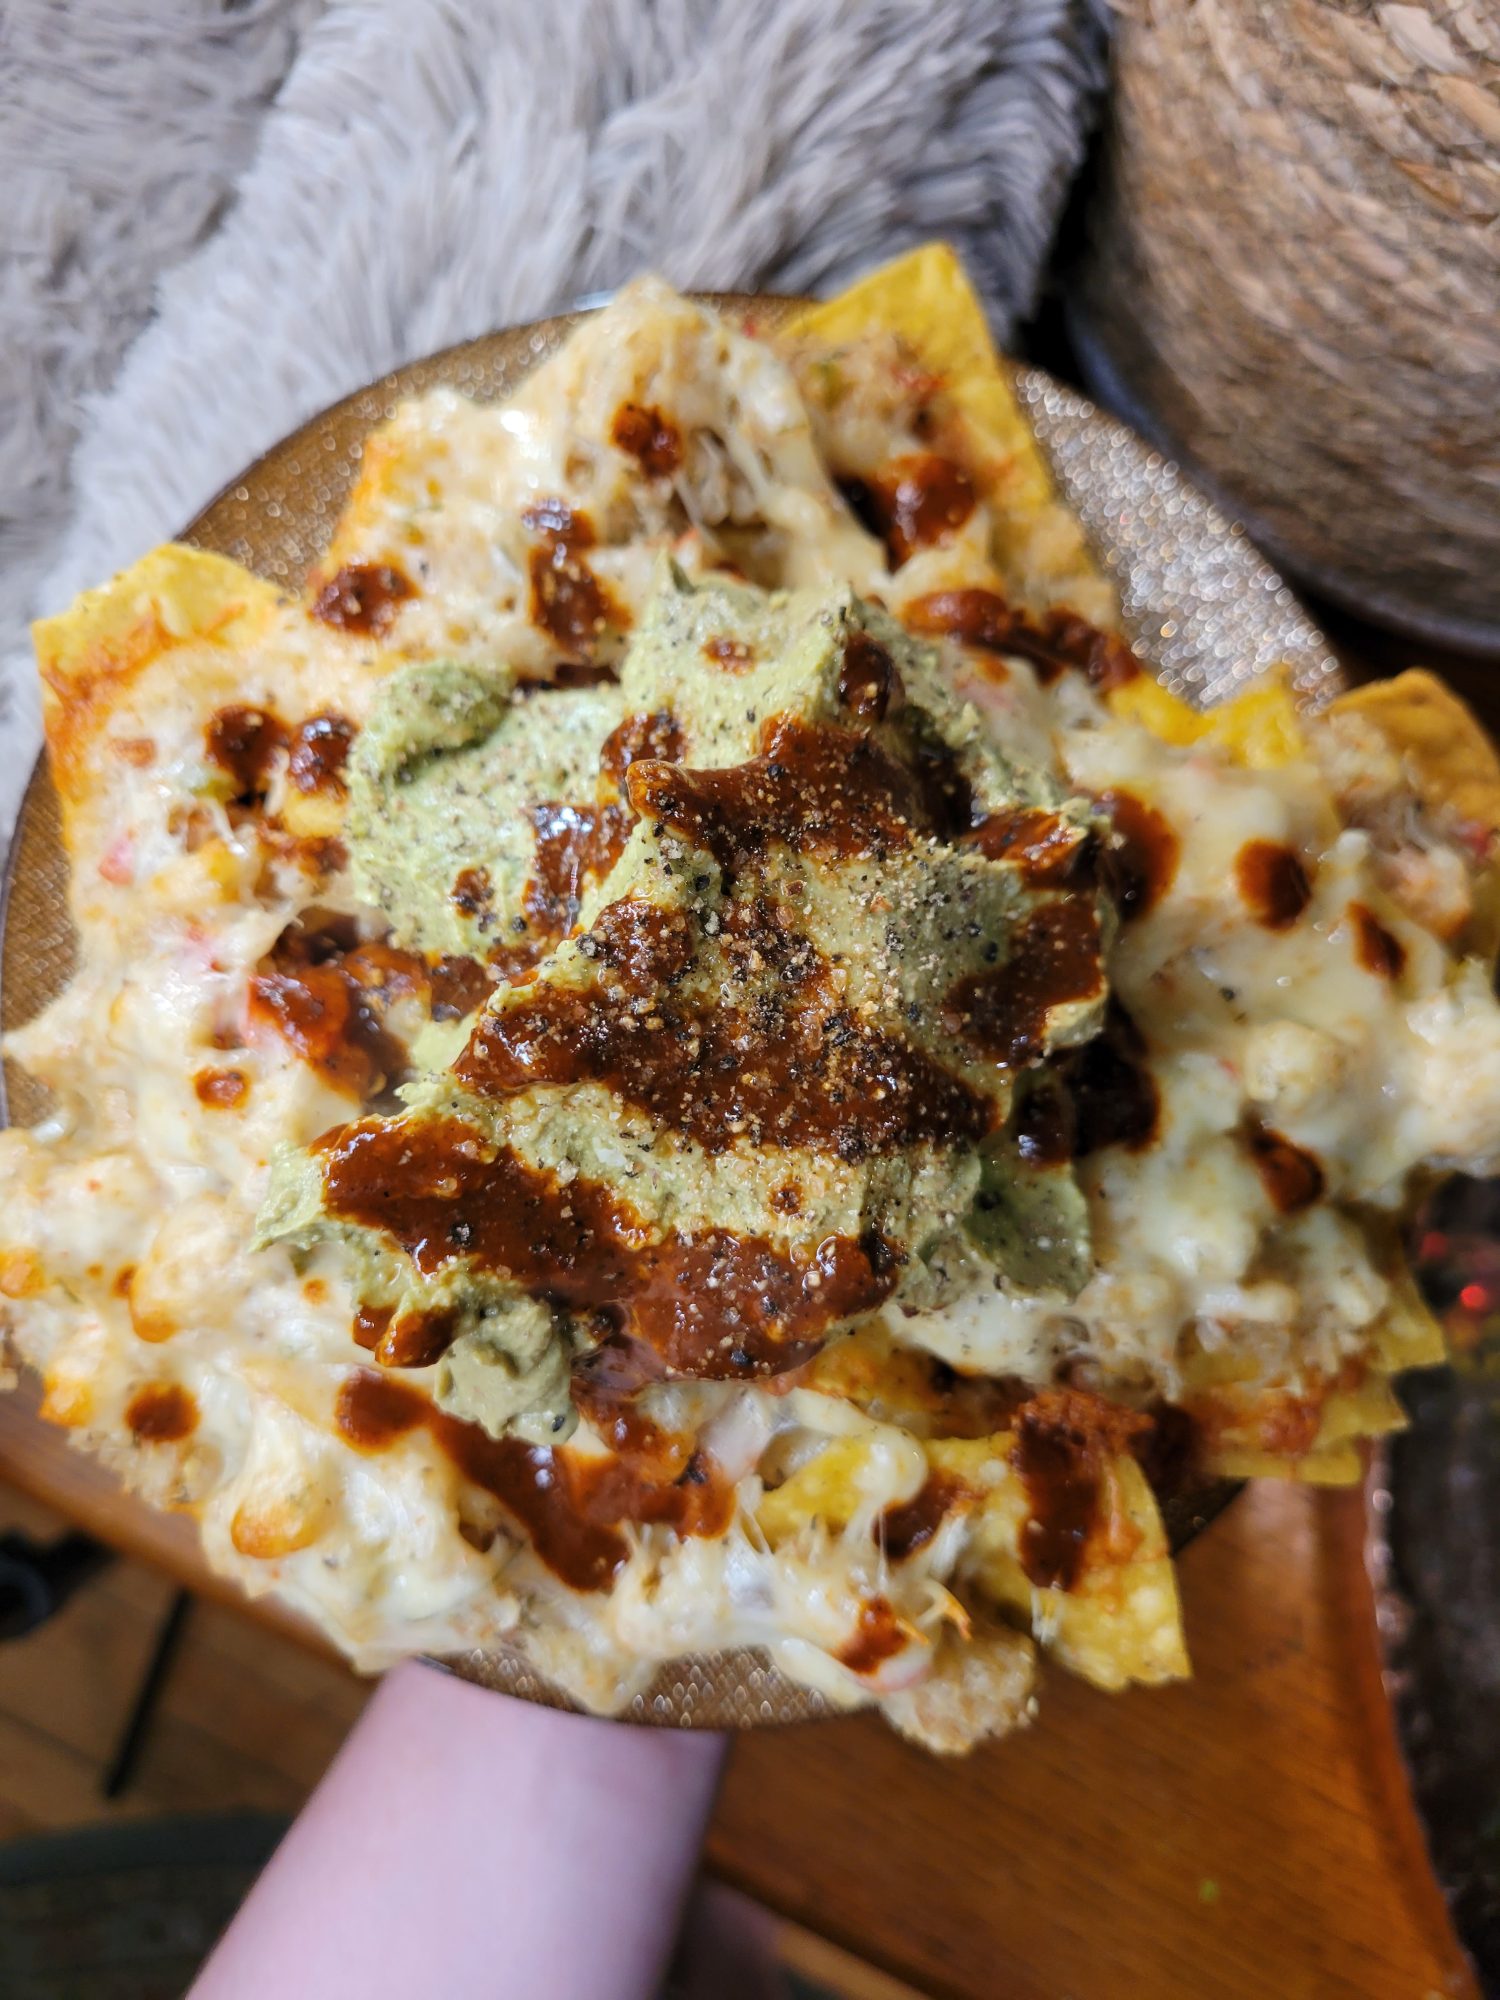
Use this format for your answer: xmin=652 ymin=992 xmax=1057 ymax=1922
xmin=497 ymin=712 xmax=685 ymax=972
xmin=318 ymin=1115 xmax=898 ymax=1380
xmin=942 ymin=901 xmax=1104 ymax=1068
xmin=1012 ymin=1004 xmax=1160 ymax=1163
xmin=193 ymin=1066 xmax=249 ymax=1110
xmin=457 ymin=895 xmax=992 ymax=1161
xmin=704 ymin=635 xmax=754 ymax=672
xmin=248 ymin=915 xmax=489 ymax=1097
xmin=1244 ymin=1123 xmax=1325 ymax=1214
xmin=877 ymin=1473 xmax=970 ymax=1562
xmin=1011 ymin=1390 xmax=1150 ymax=1591
xmin=1235 ymin=840 xmax=1313 ymax=929
xmin=1067 ymin=1004 xmax=1161 ymax=1158
xmin=963 ymin=806 xmax=1096 ymax=890
xmin=905 ymin=588 xmax=1141 ymax=692
xmin=610 ymin=402 xmax=683 ymax=478
xmin=837 ymin=632 xmax=904 ymax=722
xmin=1348 ymin=902 xmax=1406 ymax=980
xmin=287 ymin=714 xmax=355 ymax=794
xmin=205 ymin=707 xmax=355 ymax=803
xmin=335 ymin=1370 xmax=629 ymax=1592
xmin=836 ymin=1596 xmax=909 ymax=1674
xmin=841 ymin=454 xmax=976 ymax=566
xmin=523 ymin=500 xmax=626 ymax=658
xmin=311 ymin=563 xmax=414 ymax=637
xmin=205 ymin=706 xmax=287 ymax=803
xmin=627 ymin=714 xmax=938 ymax=868
xmin=1093 ymin=790 xmax=1179 ymax=921
xmin=126 ymin=1383 xmax=199 ymax=1444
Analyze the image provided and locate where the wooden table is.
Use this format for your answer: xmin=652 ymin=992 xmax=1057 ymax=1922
xmin=1 ymin=621 xmax=1488 ymax=2000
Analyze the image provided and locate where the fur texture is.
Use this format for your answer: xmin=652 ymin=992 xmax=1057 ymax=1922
xmin=0 ymin=0 xmax=1106 ymax=844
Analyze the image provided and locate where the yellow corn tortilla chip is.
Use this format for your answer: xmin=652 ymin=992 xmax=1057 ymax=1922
xmin=929 ymin=1435 xmax=1188 ymax=1690
xmin=1109 ymin=665 xmax=1308 ymax=769
xmin=788 ymin=244 xmax=1054 ymax=519
xmin=1332 ymin=670 xmax=1500 ymax=844
xmin=32 ymin=544 xmax=285 ymax=856
xmin=786 ymin=244 xmax=1114 ymax=624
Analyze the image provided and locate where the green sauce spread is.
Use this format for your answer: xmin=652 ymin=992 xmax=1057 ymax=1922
xmin=259 ymin=568 xmax=1111 ymax=1459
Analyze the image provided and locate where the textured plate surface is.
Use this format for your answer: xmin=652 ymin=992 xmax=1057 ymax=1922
xmin=0 ymin=298 xmax=1329 ymax=1725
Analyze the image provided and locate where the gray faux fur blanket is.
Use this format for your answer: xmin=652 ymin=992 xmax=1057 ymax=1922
xmin=0 ymin=0 xmax=1107 ymax=848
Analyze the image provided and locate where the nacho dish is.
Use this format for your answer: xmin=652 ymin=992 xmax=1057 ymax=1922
xmin=5 ymin=246 xmax=1500 ymax=1753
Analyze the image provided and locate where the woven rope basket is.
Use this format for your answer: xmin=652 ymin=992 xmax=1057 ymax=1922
xmin=1073 ymin=0 xmax=1500 ymax=653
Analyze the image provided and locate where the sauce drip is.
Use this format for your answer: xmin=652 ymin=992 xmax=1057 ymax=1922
xmin=126 ymin=1383 xmax=199 ymax=1444
xmin=250 ymin=920 xmax=413 ymax=1098
xmin=1012 ymin=1006 xmax=1159 ymax=1164
xmin=841 ymin=454 xmax=976 ymax=566
xmin=836 ymin=1596 xmax=909 ymax=1674
xmin=352 ymin=1304 xmax=394 ymax=1351
xmin=287 ymin=714 xmax=355 ymax=795
xmin=206 ymin=707 xmax=355 ymax=803
xmin=205 ymin=706 xmax=287 ymax=804
xmin=1094 ymin=790 xmax=1179 ymax=920
xmin=193 ymin=1066 xmax=249 ymax=1110
xmin=249 ymin=915 xmax=487 ymax=1097
xmin=704 ymin=635 xmax=753 ymax=672
xmin=335 ymin=1360 xmax=734 ymax=1594
xmin=525 ymin=803 xmax=626 ymax=936
xmin=610 ymin=401 xmax=683 ymax=477
xmin=1065 ymin=1004 xmax=1161 ymax=1157
xmin=1244 ymin=1122 xmax=1325 ymax=1214
xmin=942 ymin=900 xmax=1104 ymax=1068
xmin=922 ymin=1359 xmax=1033 ymax=1439
xmin=836 ymin=633 xmax=903 ymax=722
xmin=456 ymin=895 xmax=992 ymax=1161
xmin=627 ymin=714 xmax=936 ymax=868
xmin=570 ymin=1337 xmax=733 ymax=1540
xmin=1235 ymin=840 xmax=1313 ymax=929
xmin=334 ymin=1370 xmax=626 ymax=1593
xmin=964 ymin=806 xmax=1096 ymax=890
xmin=878 ymin=1473 xmax=969 ymax=1561
xmin=905 ymin=588 xmax=1141 ymax=692
xmin=429 ymin=955 xmax=494 ymax=1022
xmin=514 ymin=712 xmax=684 ymax=952
xmin=452 ymin=866 xmax=494 ymax=924
xmin=317 ymin=1114 xmax=899 ymax=1378
xmin=371 ymin=1305 xmax=460 ymax=1369
xmin=524 ymin=499 xmax=626 ymax=658
xmin=1349 ymin=902 xmax=1406 ymax=980
xmin=384 ymin=1310 xmax=459 ymax=1369
xmin=1011 ymin=1389 xmax=1150 ymax=1591
xmin=311 ymin=562 xmax=414 ymax=637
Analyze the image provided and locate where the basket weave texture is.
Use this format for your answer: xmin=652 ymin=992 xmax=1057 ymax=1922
xmin=1079 ymin=0 xmax=1500 ymax=648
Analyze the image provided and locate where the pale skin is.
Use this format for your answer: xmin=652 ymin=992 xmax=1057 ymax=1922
xmin=189 ymin=1661 xmax=733 ymax=2000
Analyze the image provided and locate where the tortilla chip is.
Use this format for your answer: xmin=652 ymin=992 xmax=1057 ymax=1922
xmin=1203 ymin=671 xmax=1308 ymax=770
xmin=1110 ymin=666 xmax=1309 ymax=770
xmin=927 ymin=1435 xmax=1189 ymax=1690
xmin=785 ymin=244 xmax=1114 ymax=624
xmin=32 ymin=545 xmax=285 ymax=859
xmin=1332 ymin=670 xmax=1500 ymax=846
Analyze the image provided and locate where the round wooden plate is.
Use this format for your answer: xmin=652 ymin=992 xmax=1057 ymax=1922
xmin=0 ymin=299 xmax=1337 ymax=1726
